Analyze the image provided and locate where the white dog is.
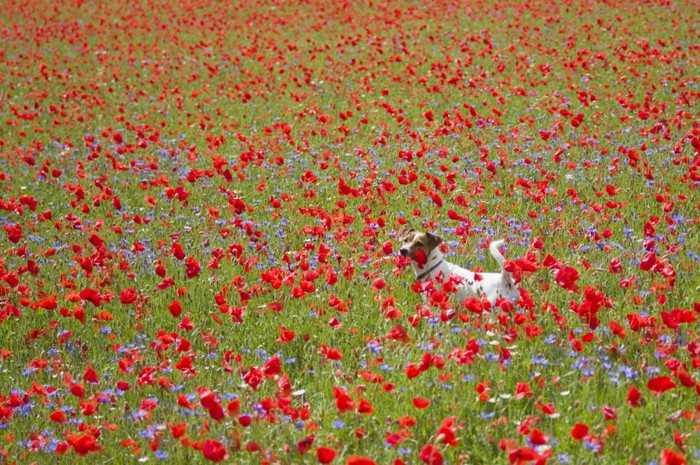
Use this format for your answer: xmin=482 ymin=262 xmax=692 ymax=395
xmin=397 ymin=228 xmax=519 ymax=306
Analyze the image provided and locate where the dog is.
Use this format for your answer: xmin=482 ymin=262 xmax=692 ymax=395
xmin=397 ymin=228 xmax=519 ymax=306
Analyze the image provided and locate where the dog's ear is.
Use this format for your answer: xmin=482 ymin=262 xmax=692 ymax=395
xmin=397 ymin=228 xmax=414 ymax=241
xmin=426 ymin=232 xmax=443 ymax=250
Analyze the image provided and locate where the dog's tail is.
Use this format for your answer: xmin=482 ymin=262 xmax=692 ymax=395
xmin=490 ymin=239 xmax=519 ymax=299
xmin=489 ymin=239 xmax=508 ymax=273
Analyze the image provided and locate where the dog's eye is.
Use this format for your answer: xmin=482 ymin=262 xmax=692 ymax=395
xmin=416 ymin=242 xmax=424 ymax=247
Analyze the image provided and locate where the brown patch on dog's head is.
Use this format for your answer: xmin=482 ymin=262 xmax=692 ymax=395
xmin=397 ymin=227 xmax=415 ymax=242
xmin=397 ymin=228 xmax=443 ymax=260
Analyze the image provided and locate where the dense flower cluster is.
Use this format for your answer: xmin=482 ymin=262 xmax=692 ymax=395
xmin=0 ymin=0 xmax=698 ymax=464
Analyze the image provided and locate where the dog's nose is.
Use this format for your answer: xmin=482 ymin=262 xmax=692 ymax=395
xmin=399 ymin=248 xmax=408 ymax=257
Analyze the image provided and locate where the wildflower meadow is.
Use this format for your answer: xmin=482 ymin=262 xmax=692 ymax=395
xmin=0 ymin=0 xmax=699 ymax=464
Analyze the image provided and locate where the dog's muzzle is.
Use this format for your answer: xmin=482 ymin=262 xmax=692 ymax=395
xmin=399 ymin=248 xmax=408 ymax=257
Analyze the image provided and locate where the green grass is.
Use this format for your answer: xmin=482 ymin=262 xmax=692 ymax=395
xmin=0 ymin=0 xmax=699 ymax=464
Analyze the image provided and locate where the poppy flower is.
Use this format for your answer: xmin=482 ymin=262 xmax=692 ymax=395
xmin=508 ymin=446 xmax=542 ymax=465
xmin=185 ymin=256 xmax=201 ymax=278
xmin=317 ymin=446 xmax=337 ymax=463
xmin=79 ymin=288 xmax=103 ymax=307
xmin=226 ymin=398 xmax=240 ymax=416
xmin=3 ymin=224 xmax=23 ymax=243
xmin=371 ymin=278 xmax=386 ymax=292
xmin=70 ymin=435 xmax=101 ymax=456
xmin=514 ymin=383 xmax=533 ymax=400
xmin=381 ymin=241 xmax=393 ymax=255
xmin=70 ymin=383 xmax=86 ymax=398
xmin=171 ymin=423 xmax=187 ymax=438
xmin=243 ymin=366 xmax=263 ymax=390
xmin=333 ymin=386 xmax=354 ymax=413
xmin=435 ymin=417 xmax=460 ymax=446
xmin=297 ymin=434 xmax=315 ymax=454
xmin=601 ymin=406 xmax=618 ymax=420
xmin=571 ymin=423 xmax=590 ymax=440
xmin=202 ymin=439 xmax=228 ymax=462
xmin=406 ymin=364 xmax=422 ymax=379
xmin=419 ymin=444 xmax=443 ymax=465
xmin=346 ymin=457 xmax=377 ymax=465
xmin=83 ymin=365 xmax=99 ymax=384
xmin=49 ymin=409 xmax=66 ymax=423
xmin=172 ymin=242 xmax=186 ymax=260
xmin=647 ymin=376 xmax=677 ymax=395
xmin=200 ymin=390 xmax=225 ymax=422
xmin=119 ymin=288 xmax=138 ymax=304
xmin=356 ymin=398 xmax=374 ymax=415
xmin=168 ymin=299 xmax=183 ymax=318
xmin=277 ymin=325 xmax=295 ymax=343
xmin=555 ymin=266 xmax=580 ymax=292
xmin=529 ymin=429 xmax=547 ymax=445
xmin=660 ymin=448 xmax=687 ymax=465
xmin=319 ymin=345 xmax=343 ymax=361
xmin=412 ymin=397 xmax=430 ymax=409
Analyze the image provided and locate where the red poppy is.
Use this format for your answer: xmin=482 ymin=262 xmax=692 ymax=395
xmin=419 ymin=444 xmax=443 ymax=465
xmin=242 ymin=366 xmax=263 ymax=390
xmin=317 ymin=446 xmax=337 ymax=463
xmin=554 ymin=266 xmax=579 ymax=292
xmin=608 ymin=321 xmax=626 ymax=338
xmin=3 ymin=224 xmax=23 ymax=243
xmin=601 ymin=406 xmax=618 ymax=420
xmin=660 ymin=448 xmax=687 ymax=465
xmin=675 ymin=370 xmax=696 ymax=388
xmin=202 ymin=439 xmax=228 ymax=462
xmin=508 ymin=447 xmax=541 ymax=465
xmin=356 ymin=398 xmax=374 ymax=415
xmin=79 ymin=288 xmax=103 ymax=307
xmin=71 ymin=435 xmax=101 ymax=456
xmin=70 ymin=382 xmax=85 ymax=398
xmin=571 ymin=423 xmax=589 ymax=440
xmin=647 ymin=376 xmax=677 ymax=395
xmin=333 ymin=387 xmax=354 ymax=413
xmin=262 ymin=355 xmax=281 ymax=377
xmin=608 ymin=258 xmax=623 ymax=273
xmin=414 ymin=249 xmax=428 ymax=267
xmin=297 ymin=434 xmax=315 ymax=455
xmin=346 ymin=457 xmax=377 ymax=465
xmin=49 ymin=409 xmax=66 ymax=423
xmin=529 ymin=429 xmax=547 ymax=445
xmin=185 ymin=256 xmax=201 ymax=278
xmin=168 ymin=299 xmax=183 ymax=318
xmin=200 ymin=389 xmax=225 ymax=422
xmin=171 ymin=422 xmax=187 ymax=438
xmin=435 ymin=417 xmax=459 ymax=446
xmin=514 ymin=383 xmax=533 ymax=400
xmin=172 ymin=242 xmax=186 ymax=260
xmin=412 ymin=397 xmax=430 ymax=409
xmin=83 ymin=365 xmax=99 ymax=384
xmin=406 ymin=364 xmax=422 ymax=379
xmin=319 ymin=345 xmax=343 ymax=361
xmin=371 ymin=278 xmax=386 ymax=292
xmin=116 ymin=381 xmax=130 ymax=391
xmin=382 ymin=241 xmax=393 ymax=255
xmin=119 ymin=288 xmax=138 ymax=304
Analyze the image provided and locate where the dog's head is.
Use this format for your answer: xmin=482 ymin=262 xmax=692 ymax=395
xmin=397 ymin=227 xmax=443 ymax=260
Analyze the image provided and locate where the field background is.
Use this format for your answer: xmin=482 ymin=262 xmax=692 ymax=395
xmin=0 ymin=0 xmax=699 ymax=464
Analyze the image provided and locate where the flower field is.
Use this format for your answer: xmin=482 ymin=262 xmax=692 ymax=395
xmin=1 ymin=0 xmax=699 ymax=463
